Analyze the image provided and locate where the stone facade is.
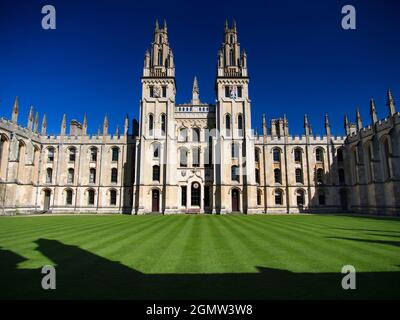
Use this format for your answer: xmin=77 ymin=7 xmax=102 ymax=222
xmin=0 ymin=20 xmax=399 ymax=215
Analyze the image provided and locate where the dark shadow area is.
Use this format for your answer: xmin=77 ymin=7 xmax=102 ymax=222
xmin=327 ymin=236 xmax=400 ymax=248
xmin=1 ymin=239 xmax=399 ymax=300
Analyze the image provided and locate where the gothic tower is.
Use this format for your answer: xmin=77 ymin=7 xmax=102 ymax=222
xmin=134 ymin=19 xmax=178 ymax=214
xmin=215 ymin=20 xmax=258 ymax=213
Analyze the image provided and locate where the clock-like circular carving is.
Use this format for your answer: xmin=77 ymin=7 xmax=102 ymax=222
xmin=193 ymin=182 xmax=200 ymax=189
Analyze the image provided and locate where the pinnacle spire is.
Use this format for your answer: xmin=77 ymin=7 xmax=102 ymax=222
xmin=61 ymin=114 xmax=67 ymax=135
xmin=33 ymin=112 xmax=39 ymax=132
xmin=11 ymin=96 xmax=19 ymax=123
xmin=192 ymin=76 xmax=200 ymax=104
xmin=41 ymin=113 xmax=47 ymax=135
xmin=387 ymin=88 xmax=396 ymax=115
xmin=356 ymin=107 xmax=362 ymax=130
xmin=124 ymin=114 xmax=129 ymax=136
xmin=155 ymin=19 xmax=159 ymax=31
xmin=27 ymin=105 xmax=34 ymax=130
xmin=370 ymin=98 xmax=378 ymax=124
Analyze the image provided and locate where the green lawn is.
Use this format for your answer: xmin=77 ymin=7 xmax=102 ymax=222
xmin=0 ymin=214 xmax=399 ymax=299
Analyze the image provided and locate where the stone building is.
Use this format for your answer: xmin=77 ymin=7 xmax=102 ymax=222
xmin=0 ymin=20 xmax=399 ymax=215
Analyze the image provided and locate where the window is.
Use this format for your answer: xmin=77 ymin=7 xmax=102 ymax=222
xmin=46 ymin=168 xmax=53 ymax=183
xmin=89 ymin=169 xmax=96 ymax=184
xmin=294 ymin=149 xmax=302 ymax=162
xmin=88 ymin=190 xmax=95 ymax=205
xmin=180 ymin=149 xmax=188 ymax=167
xmin=191 ymin=182 xmax=201 ymax=206
xmin=296 ymin=190 xmax=305 ymax=206
xmin=149 ymin=114 xmax=154 ymax=136
xmin=231 ymin=165 xmax=240 ymax=182
xmin=112 ymin=147 xmax=119 ymax=162
xmin=66 ymin=190 xmax=73 ymax=205
xmin=274 ymin=168 xmax=281 ymax=184
xmin=225 ymin=86 xmax=230 ymax=98
xmin=337 ymin=148 xmax=344 ymax=162
xmin=90 ymin=147 xmax=97 ymax=162
xmin=181 ymin=186 xmax=187 ymax=206
xmin=153 ymin=144 xmax=160 ymax=158
xmin=383 ymin=138 xmax=391 ymax=179
xmin=204 ymin=186 xmax=210 ymax=207
xmin=149 ymin=86 xmax=154 ymax=98
xmin=255 ymin=149 xmax=260 ymax=162
xmin=192 ymin=128 xmax=200 ymax=142
xmin=295 ymin=168 xmax=303 ymax=184
xmin=316 ymin=168 xmax=324 ymax=184
xmin=255 ymin=169 xmax=260 ymax=184
xmin=192 ymin=148 xmax=200 ymax=167
xmin=158 ymin=49 xmax=162 ymax=66
xmin=316 ymin=148 xmax=324 ymax=162
xmin=257 ymin=189 xmax=262 ymax=206
xmin=237 ymin=86 xmax=242 ymax=98
xmin=367 ymin=145 xmax=374 ymax=181
xmin=206 ymin=136 xmax=213 ymax=167
xmin=273 ymin=148 xmax=281 ymax=162
xmin=111 ymin=168 xmax=118 ymax=183
xmin=69 ymin=148 xmax=76 ymax=162
xmin=179 ymin=128 xmax=188 ymax=142
xmin=225 ymin=114 xmax=231 ymax=136
xmin=318 ymin=191 xmax=326 ymax=205
xmin=231 ymin=143 xmax=239 ymax=158
xmin=338 ymin=168 xmax=345 ymax=184
xmin=275 ymin=189 xmax=283 ymax=205
xmin=47 ymin=148 xmax=54 ymax=162
xmin=152 ymin=165 xmax=160 ymax=181
xmin=67 ymin=168 xmax=74 ymax=184
xmin=162 ymin=86 xmax=167 ymax=98
xmin=238 ymin=114 xmax=243 ymax=137
xmin=161 ymin=114 xmax=166 ymax=136
xmin=110 ymin=190 xmax=117 ymax=206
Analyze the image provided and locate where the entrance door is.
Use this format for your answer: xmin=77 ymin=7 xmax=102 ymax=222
xmin=152 ymin=189 xmax=159 ymax=212
xmin=44 ymin=190 xmax=51 ymax=211
xmin=340 ymin=189 xmax=348 ymax=211
xmin=232 ymin=189 xmax=239 ymax=212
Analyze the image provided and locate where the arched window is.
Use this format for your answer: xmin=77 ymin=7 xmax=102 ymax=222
xmin=318 ymin=190 xmax=326 ymax=205
xmin=229 ymin=49 xmax=234 ymax=65
xmin=206 ymin=136 xmax=213 ymax=167
xmin=111 ymin=168 xmax=118 ymax=183
xmin=274 ymin=189 xmax=283 ymax=205
xmin=294 ymin=148 xmax=302 ymax=162
xmin=382 ymin=138 xmax=391 ymax=179
xmin=161 ymin=114 xmax=166 ymax=136
xmin=69 ymin=148 xmax=76 ymax=162
xmin=316 ymin=168 xmax=324 ymax=184
xmin=231 ymin=143 xmax=239 ymax=158
xmin=67 ymin=168 xmax=74 ymax=184
xmin=90 ymin=147 xmax=97 ymax=162
xmin=158 ymin=49 xmax=163 ymax=66
xmin=46 ymin=168 xmax=53 ymax=183
xmin=225 ymin=114 xmax=231 ymax=136
xmin=66 ymin=189 xmax=73 ymax=205
xmin=296 ymin=189 xmax=305 ymax=206
xmin=47 ymin=147 xmax=55 ymax=162
xmin=316 ymin=148 xmax=324 ymax=162
xmin=179 ymin=128 xmax=188 ymax=142
xmin=152 ymin=165 xmax=160 ymax=181
xmin=274 ymin=168 xmax=281 ymax=184
xmin=89 ymin=168 xmax=96 ymax=184
xmin=191 ymin=182 xmax=201 ymax=206
xmin=231 ymin=165 xmax=239 ymax=182
xmin=153 ymin=144 xmax=160 ymax=158
xmin=295 ymin=168 xmax=303 ymax=184
xmin=273 ymin=148 xmax=281 ymax=162
xmin=88 ymin=189 xmax=95 ymax=205
xmin=149 ymin=114 xmax=154 ymax=136
xmin=180 ymin=149 xmax=188 ymax=167
xmin=366 ymin=144 xmax=374 ymax=182
xmin=112 ymin=147 xmax=119 ymax=162
xmin=192 ymin=128 xmax=200 ymax=142
xmin=238 ymin=114 xmax=243 ymax=137
xmin=257 ymin=189 xmax=262 ymax=206
xmin=110 ymin=190 xmax=117 ymax=206
xmin=192 ymin=148 xmax=200 ymax=167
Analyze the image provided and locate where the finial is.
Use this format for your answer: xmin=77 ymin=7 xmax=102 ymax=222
xmin=41 ymin=113 xmax=47 ymax=135
xmin=370 ymin=98 xmax=378 ymax=124
xmin=34 ymin=112 xmax=39 ymax=132
xmin=27 ymin=105 xmax=34 ymax=130
xmin=124 ymin=114 xmax=129 ymax=136
xmin=155 ymin=19 xmax=159 ymax=31
xmin=163 ymin=19 xmax=167 ymax=30
xmin=356 ymin=107 xmax=363 ymax=130
xmin=324 ymin=113 xmax=330 ymax=127
xmin=225 ymin=19 xmax=228 ymax=30
xmin=11 ymin=96 xmax=19 ymax=124
xmin=61 ymin=114 xmax=66 ymax=135
xmin=387 ymin=88 xmax=396 ymax=116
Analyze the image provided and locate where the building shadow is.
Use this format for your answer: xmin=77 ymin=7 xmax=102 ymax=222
xmin=1 ymin=239 xmax=399 ymax=300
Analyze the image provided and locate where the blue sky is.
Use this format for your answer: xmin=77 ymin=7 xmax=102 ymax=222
xmin=0 ymin=0 xmax=399 ymax=136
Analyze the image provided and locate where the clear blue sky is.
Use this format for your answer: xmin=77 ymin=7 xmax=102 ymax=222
xmin=0 ymin=0 xmax=399 ymax=136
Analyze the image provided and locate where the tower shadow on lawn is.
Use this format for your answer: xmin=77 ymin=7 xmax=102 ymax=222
xmin=0 ymin=239 xmax=399 ymax=300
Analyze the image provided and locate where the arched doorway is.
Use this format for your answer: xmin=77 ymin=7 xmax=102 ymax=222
xmin=340 ymin=189 xmax=348 ymax=211
xmin=43 ymin=190 xmax=51 ymax=212
xmin=152 ymin=189 xmax=160 ymax=213
xmin=231 ymin=189 xmax=240 ymax=212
